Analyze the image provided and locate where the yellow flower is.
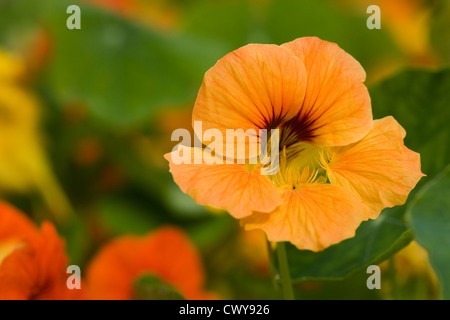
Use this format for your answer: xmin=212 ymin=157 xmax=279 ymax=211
xmin=0 ymin=50 xmax=71 ymax=220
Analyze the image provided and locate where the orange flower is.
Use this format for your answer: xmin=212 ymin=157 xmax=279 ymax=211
xmin=165 ymin=37 xmax=424 ymax=252
xmin=0 ymin=201 xmax=82 ymax=300
xmin=86 ymin=227 xmax=216 ymax=300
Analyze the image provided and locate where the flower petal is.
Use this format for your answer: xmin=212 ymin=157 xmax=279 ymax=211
xmin=86 ymin=236 xmax=142 ymax=300
xmin=282 ymin=37 xmax=372 ymax=147
xmin=0 ymin=201 xmax=37 ymax=243
xmin=87 ymin=227 xmax=214 ymax=300
xmin=140 ymin=227 xmax=206 ymax=298
xmin=327 ymin=116 xmax=424 ymax=218
xmin=193 ymin=43 xmax=307 ymax=154
xmin=165 ymin=146 xmax=282 ymax=218
xmin=242 ymin=184 xmax=371 ymax=251
xmin=0 ymin=221 xmax=75 ymax=300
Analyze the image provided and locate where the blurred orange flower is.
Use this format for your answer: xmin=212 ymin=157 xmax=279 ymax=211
xmin=165 ymin=37 xmax=424 ymax=251
xmin=86 ymin=226 xmax=217 ymax=300
xmin=0 ymin=201 xmax=83 ymax=300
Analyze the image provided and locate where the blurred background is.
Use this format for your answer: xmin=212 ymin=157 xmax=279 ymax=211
xmin=0 ymin=0 xmax=449 ymax=299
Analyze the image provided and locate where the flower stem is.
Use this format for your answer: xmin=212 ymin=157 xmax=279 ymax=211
xmin=389 ymin=257 xmax=400 ymax=300
xmin=276 ymin=242 xmax=295 ymax=300
xmin=266 ymin=238 xmax=279 ymax=292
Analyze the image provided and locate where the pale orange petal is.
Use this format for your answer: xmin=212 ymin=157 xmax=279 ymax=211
xmin=165 ymin=146 xmax=282 ymax=219
xmin=242 ymin=184 xmax=371 ymax=252
xmin=282 ymin=37 xmax=372 ymax=147
xmin=193 ymin=43 xmax=307 ymax=155
xmin=327 ymin=116 xmax=424 ymax=218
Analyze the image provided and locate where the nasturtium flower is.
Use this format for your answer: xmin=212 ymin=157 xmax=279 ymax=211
xmin=165 ymin=37 xmax=424 ymax=252
xmin=86 ymin=227 xmax=217 ymax=300
xmin=0 ymin=201 xmax=83 ymax=300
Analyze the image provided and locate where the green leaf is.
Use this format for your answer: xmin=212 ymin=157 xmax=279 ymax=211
xmin=185 ymin=214 xmax=235 ymax=251
xmin=370 ymin=68 xmax=450 ymax=179
xmin=182 ymin=0 xmax=400 ymax=72
xmin=166 ymin=183 xmax=208 ymax=218
xmin=430 ymin=0 xmax=450 ymax=63
xmin=181 ymin=0 xmax=255 ymax=48
xmin=99 ymin=197 xmax=160 ymax=235
xmin=0 ymin=0 xmax=228 ymax=127
xmin=263 ymin=0 xmax=400 ymax=69
xmin=407 ymin=165 xmax=450 ymax=300
xmin=133 ymin=274 xmax=185 ymax=300
xmin=58 ymin=214 xmax=91 ymax=266
xmin=285 ymin=206 xmax=413 ymax=283
xmin=46 ymin=0 xmax=227 ymax=127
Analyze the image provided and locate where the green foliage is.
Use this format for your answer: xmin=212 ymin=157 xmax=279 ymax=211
xmin=371 ymin=68 xmax=450 ymax=179
xmin=263 ymin=0 xmax=399 ymax=69
xmin=285 ymin=206 xmax=413 ymax=283
xmin=0 ymin=0 xmax=228 ymax=127
xmin=182 ymin=0 xmax=255 ymax=47
xmin=44 ymin=3 xmax=226 ymax=127
xmin=407 ymin=165 xmax=450 ymax=299
xmin=430 ymin=0 xmax=450 ymax=64
xmin=59 ymin=214 xmax=91 ymax=266
xmin=99 ymin=196 xmax=161 ymax=235
xmin=133 ymin=274 xmax=185 ymax=300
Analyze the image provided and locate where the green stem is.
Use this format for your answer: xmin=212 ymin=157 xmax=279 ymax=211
xmin=276 ymin=242 xmax=295 ymax=300
xmin=389 ymin=257 xmax=400 ymax=300
xmin=266 ymin=238 xmax=279 ymax=292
